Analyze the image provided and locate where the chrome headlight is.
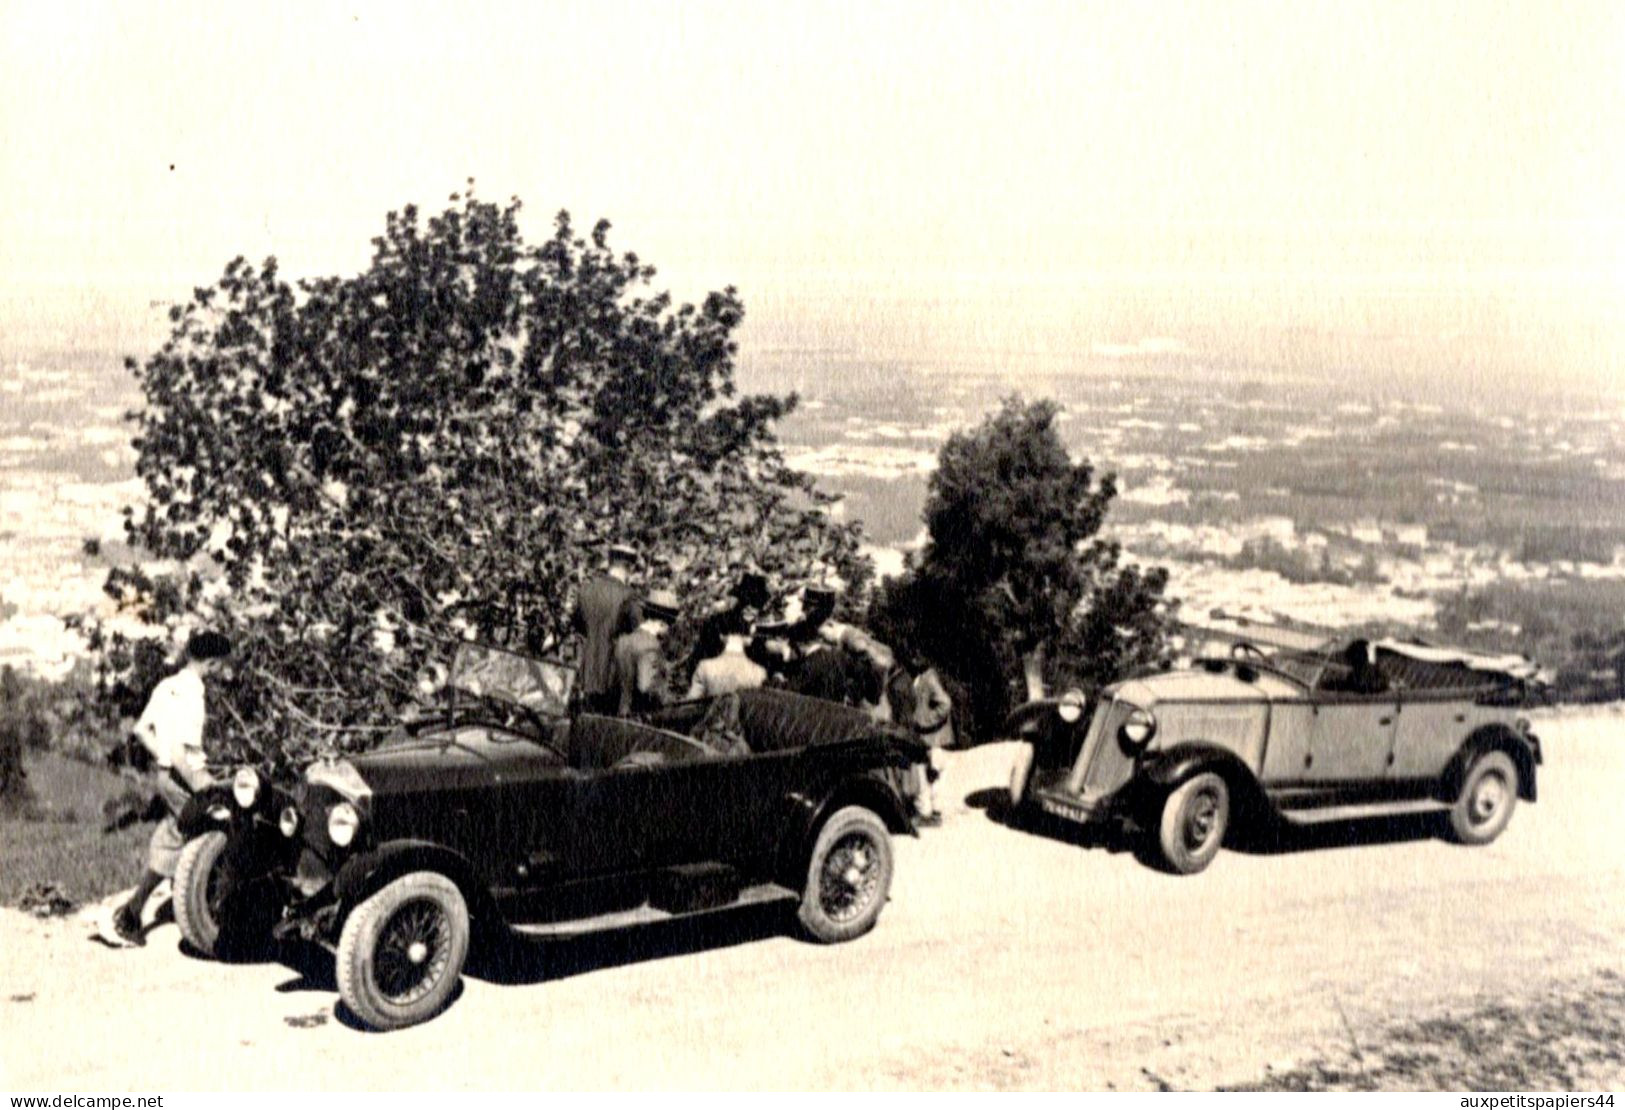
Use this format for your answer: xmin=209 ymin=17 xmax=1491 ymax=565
xmin=327 ymin=802 xmax=360 ymax=848
xmin=232 ymin=767 xmax=261 ymax=809
xmin=1120 ymin=707 xmax=1157 ymax=748
xmin=1057 ymin=688 xmax=1087 ymax=724
xmin=278 ymin=806 xmax=301 ymax=838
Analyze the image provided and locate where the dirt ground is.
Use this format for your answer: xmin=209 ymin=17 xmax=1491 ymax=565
xmin=3 ymin=709 xmax=1622 ymax=1091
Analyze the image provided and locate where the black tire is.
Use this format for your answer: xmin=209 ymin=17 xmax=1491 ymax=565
xmin=1446 ymin=750 xmax=1518 ymax=845
xmin=1153 ymin=772 xmax=1230 ymax=875
xmin=336 ymin=872 xmax=470 ymax=1031
xmin=174 ymin=831 xmax=228 ymax=956
xmin=797 ymin=806 xmax=893 ymax=943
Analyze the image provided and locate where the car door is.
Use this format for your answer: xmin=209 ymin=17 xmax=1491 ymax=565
xmin=580 ymin=757 xmax=731 ymax=871
xmin=696 ymin=745 xmax=803 ymax=867
xmin=590 ymin=741 xmax=809 ymax=873
xmin=1388 ymin=692 xmax=1472 ymax=781
xmin=1305 ymin=694 xmax=1400 ymax=783
xmin=479 ymin=733 xmax=594 ymax=890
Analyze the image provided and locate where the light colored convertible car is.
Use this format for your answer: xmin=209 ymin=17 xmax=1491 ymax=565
xmin=1005 ymin=622 xmax=1543 ymax=874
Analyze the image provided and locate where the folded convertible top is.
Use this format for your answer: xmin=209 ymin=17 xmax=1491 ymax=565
xmin=1374 ymin=638 xmax=1544 ymax=682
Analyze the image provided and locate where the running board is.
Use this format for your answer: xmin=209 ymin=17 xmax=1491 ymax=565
xmin=509 ymin=882 xmax=798 ymax=939
xmin=1281 ymin=799 xmax=1449 ymax=825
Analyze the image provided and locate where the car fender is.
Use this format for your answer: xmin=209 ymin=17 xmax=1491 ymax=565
xmin=1439 ymin=724 xmax=1539 ymax=803
xmin=177 ymin=784 xmax=301 ymax=891
xmin=1132 ymin=742 xmax=1268 ymax=823
xmin=773 ymin=771 xmax=915 ymax=889
xmin=333 ymin=839 xmax=501 ymax=926
xmin=175 ymin=784 xmax=237 ymax=838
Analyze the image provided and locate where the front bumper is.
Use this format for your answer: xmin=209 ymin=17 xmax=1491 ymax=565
xmin=1026 ymin=770 xmax=1121 ymax=826
xmin=271 ymin=897 xmax=340 ymax=946
xmin=268 ymin=847 xmax=342 ymax=944
xmin=1030 ymin=787 xmax=1106 ymax=825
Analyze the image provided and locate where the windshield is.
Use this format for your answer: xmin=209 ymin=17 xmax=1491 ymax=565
xmin=448 ymin=643 xmax=575 ymax=717
xmin=1267 ymin=649 xmax=1332 ymax=686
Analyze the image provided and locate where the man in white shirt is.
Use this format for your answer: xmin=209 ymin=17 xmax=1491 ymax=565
xmin=686 ymin=628 xmax=767 ymax=701
xmin=108 ymin=630 xmax=230 ymax=947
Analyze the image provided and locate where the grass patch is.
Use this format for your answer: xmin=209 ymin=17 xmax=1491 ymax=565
xmin=1228 ymin=971 xmax=1625 ymax=1091
xmin=0 ymin=751 xmax=150 ymax=907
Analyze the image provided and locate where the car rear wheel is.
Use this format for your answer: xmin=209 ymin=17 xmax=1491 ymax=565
xmin=1446 ymin=750 xmax=1518 ymax=845
xmin=797 ymin=806 xmax=893 ymax=943
xmin=337 ymin=872 xmax=470 ymax=1031
xmin=174 ymin=830 xmax=229 ymax=956
xmin=1153 ymin=772 xmax=1230 ymax=875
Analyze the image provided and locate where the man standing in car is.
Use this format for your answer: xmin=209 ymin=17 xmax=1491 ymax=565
xmin=572 ymin=543 xmax=642 ymax=715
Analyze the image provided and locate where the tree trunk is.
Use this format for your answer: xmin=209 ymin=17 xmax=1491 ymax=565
xmin=1021 ymin=645 xmax=1047 ymax=703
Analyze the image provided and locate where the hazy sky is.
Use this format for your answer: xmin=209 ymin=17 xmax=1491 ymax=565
xmin=3 ymin=1 xmax=1620 ymax=394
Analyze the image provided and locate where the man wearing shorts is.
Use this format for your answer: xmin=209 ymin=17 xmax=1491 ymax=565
xmin=107 ymin=630 xmax=231 ymax=947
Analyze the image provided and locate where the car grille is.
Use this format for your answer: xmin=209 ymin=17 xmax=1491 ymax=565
xmin=1067 ymin=699 xmax=1138 ymax=802
xmin=293 ymin=783 xmax=341 ymax=858
xmin=290 ymin=846 xmax=335 ymax=899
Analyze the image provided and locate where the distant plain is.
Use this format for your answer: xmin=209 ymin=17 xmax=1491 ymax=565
xmin=4 ymin=342 xmax=1625 ymax=680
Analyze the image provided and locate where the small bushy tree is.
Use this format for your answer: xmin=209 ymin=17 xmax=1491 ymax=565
xmin=870 ymin=397 xmax=1169 ymax=742
xmin=84 ymin=188 xmax=870 ymax=769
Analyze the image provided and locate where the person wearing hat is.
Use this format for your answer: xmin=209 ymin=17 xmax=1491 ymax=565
xmin=613 ymin=589 xmax=679 ymax=716
xmin=104 ymin=630 xmax=231 ymax=947
xmin=775 ymin=586 xmax=861 ymax=701
xmin=901 ymin=647 xmax=954 ymax=826
xmin=683 ymin=571 xmax=772 ymax=684
xmin=686 ymin=612 xmax=769 ymax=701
xmin=572 ymin=544 xmax=643 ymax=715
xmin=770 ymin=585 xmax=890 ymax=710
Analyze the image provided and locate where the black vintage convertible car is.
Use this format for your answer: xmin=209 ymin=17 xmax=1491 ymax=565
xmin=173 ymin=643 xmax=923 ymax=1030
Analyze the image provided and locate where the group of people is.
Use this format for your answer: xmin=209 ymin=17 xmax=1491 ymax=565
xmin=571 ymin=544 xmax=955 ymax=819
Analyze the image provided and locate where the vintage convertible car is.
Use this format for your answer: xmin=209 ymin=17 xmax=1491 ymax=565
xmin=176 ymin=643 xmax=923 ymax=1030
xmin=1005 ymin=622 xmax=1544 ymax=875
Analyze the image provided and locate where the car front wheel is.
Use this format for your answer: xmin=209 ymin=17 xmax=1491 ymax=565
xmin=336 ymin=872 xmax=470 ymax=1031
xmin=1153 ymin=772 xmax=1230 ymax=875
xmin=797 ymin=806 xmax=893 ymax=943
xmin=174 ymin=830 xmax=229 ymax=956
xmin=1446 ymin=750 xmax=1518 ymax=845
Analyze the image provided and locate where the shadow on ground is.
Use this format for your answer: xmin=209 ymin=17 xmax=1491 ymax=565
xmin=228 ymin=901 xmax=797 ymax=1029
xmin=467 ymin=901 xmax=792 ymax=986
xmin=964 ymin=785 xmax=1444 ymax=865
xmin=1228 ymin=812 xmax=1443 ymax=856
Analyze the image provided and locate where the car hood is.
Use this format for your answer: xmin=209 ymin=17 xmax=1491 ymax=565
xmin=310 ymin=729 xmax=561 ymax=801
xmin=1110 ymin=665 xmax=1296 ymax=706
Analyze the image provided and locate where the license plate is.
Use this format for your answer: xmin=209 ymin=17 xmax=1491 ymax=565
xmin=1038 ymin=795 xmax=1091 ymax=824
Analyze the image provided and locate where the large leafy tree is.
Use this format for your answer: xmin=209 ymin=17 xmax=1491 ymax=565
xmin=869 ymin=397 xmax=1169 ymax=742
xmin=84 ymin=189 xmax=870 ymax=768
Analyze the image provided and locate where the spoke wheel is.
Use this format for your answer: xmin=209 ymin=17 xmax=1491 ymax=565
xmin=1154 ymin=772 xmax=1230 ymax=875
xmin=1446 ymin=750 xmax=1518 ymax=846
xmin=372 ymin=900 xmax=454 ymax=1006
xmin=337 ymin=872 xmax=470 ymax=1031
xmin=798 ymin=806 xmax=893 ymax=943
xmin=817 ymin=834 xmax=883 ymax=924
